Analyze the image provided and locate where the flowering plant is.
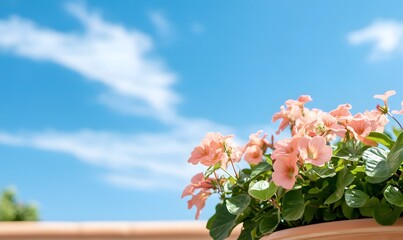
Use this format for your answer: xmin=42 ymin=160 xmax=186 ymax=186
xmin=182 ymin=91 xmax=403 ymax=240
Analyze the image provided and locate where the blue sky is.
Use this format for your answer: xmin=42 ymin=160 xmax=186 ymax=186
xmin=1 ymin=0 xmax=403 ymax=221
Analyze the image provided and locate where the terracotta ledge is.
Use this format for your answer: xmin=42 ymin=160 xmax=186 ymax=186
xmin=264 ymin=218 xmax=403 ymax=240
xmin=0 ymin=221 xmax=241 ymax=240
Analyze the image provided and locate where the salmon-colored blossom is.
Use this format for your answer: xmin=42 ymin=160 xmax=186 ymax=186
xmin=392 ymin=101 xmax=403 ymax=115
xmin=329 ymin=104 xmax=352 ymax=124
xmin=285 ymin=95 xmax=313 ymax=108
xmin=188 ymin=132 xmax=239 ymax=167
xmin=181 ymin=173 xmax=214 ymax=198
xmin=363 ymin=110 xmax=389 ymax=132
xmin=187 ymin=190 xmax=211 ymax=220
xmin=272 ymin=95 xmax=312 ymax=135
xmin=374 ymin=90 xmax=396 ymax=106
xmin=244 ymin=145 xmax=263 ymax=165
xmin=271 ymin=138 xmax=299 ymax=162
xmin=346 ymin=115 xmax=376 ymax=146
xmin=298 ymin=136 xmax=332 ymax=166
xmin=247 ymin=130 xmax=270 ymax=149
xmin=272 ymin=157 xmax=299 ymax=189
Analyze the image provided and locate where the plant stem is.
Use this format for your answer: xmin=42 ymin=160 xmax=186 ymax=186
xmin=270 ymin=198 xmax=281 ymax=210
xmin=388 ymin=112 xmax=403 ymax=130
xmin=229 ymin=160 xmax=239 ymax=178
xmin=220 ymin=167 xmax=236 ymax=180
xmin=213 ymin=171 xmax=223 ymax=193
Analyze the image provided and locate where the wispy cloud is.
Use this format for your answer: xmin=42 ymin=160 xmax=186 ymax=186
xmin=0 ymin=2 xmax=179 ymax=119
xmin=0 ymin=2 xmax=256 ymax=191
xmin=0 ymin=117 xmax=236 ymax=190
xmin=148 ymin=10 xmax=173 ymax=39
xmin=348 ymin=19 xmax=403 ymax=61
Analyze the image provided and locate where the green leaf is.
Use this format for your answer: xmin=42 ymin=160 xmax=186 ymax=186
xmin=385 ymin=132 xmax=403 ymax=176
xmin=322 ymin=208 xmax=338 ymax=221
xmin=209 ymin=203 xmax=237 ymax=240
xmin=359 ymin=197 xmax=379 ymax=217
xmin=226 ymin=194 xmax=251 ymax=215
xmin=393 ymin=127 xmax=402 ymax=138
xmin=259 ymin=208 xmax=280 ymax=235
xmin=363 ymin=147 xmax=390 ymax=183
xmin=206 ymin=214 xmax=216 ymax=230
xmin=250 ymin=162 xmax=271 ymax=179
xmin=312 ymin=165 xmax=336 ymax=178
xmin=342 ymin=201 xmax=355 ymax=219
xmin=324 ymin=168 xmax=353 ymax=204
xmin=238 ymin=221 xmax=256 ymax=240
xmin=248 ymin=180 xmax=277 ymax=201
xmin=304 ymin=200 xmax=317 ymax=223
xmin=366 ymin=132 xmax=395 ymax=150
xmin=205 ymin=162 xmax=221 ymax=178
xmin=373 ymin=204 xmax=401 ymax=226
xmin=345 ymin=189 xmax=369 ymax=208
xmin=364 ymin=133 xmax=403 ymax=183
xmin=384 ymin=185 xmax=403 ymax=207
xmin=282 ymin=190 xmax=305 ymax=221
xmin=335 ymin=147 xmax=360 ymax=161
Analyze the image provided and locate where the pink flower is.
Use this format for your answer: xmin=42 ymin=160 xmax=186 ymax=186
xmin=374 ymin=90 xmax=396 ymax=106
xmin=285 ymin=95 xmax=312 ymax=108
xmin=272 ymin=95 xmax=312 ymax=135
xmin=363 ymin=110 xmax=389 ymax=132
xmin=321 ymin=114 xmax=347 ymax=138
xmin=247 ymin=130 xmax=269 ymax=149
xmin=346 ymin=116 xmax=376 ymax=146
xmin=329 ymin=104 xmax=352 ymax=124
xmin=298 ymin=136 xmax=332 ymax=166
xmin=272 ymin=106 xmax=291 ymax=134
xmin=272 ymin=157 xmax=299 ymax=189
xmin=244 ymin=145 xmax=263 ymax=165
xmin=187 ymin=191 xmax=211 ymax=219
xmin=392 ymin=101 xmax=403 ymax=115
xmin=271 ymin=138 xmax=299 ymax=162
xmin=187 ymin=132 xmax=229 ymax=167
xmin=181 ymin=173 xmax=214 ymax=198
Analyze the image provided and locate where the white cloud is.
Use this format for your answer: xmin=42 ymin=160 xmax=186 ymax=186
xmin=148 ymin=10 xmax=173 ymax=38
xmin=348 ymin=20 xmax=403 ymax=60
xmin=0 ymin=3 xmax=270 ymax=191
xmin=0 ymin=2 xmax=179 ymax=119
xmin=0 ymin=118 xmax=235 ymax=190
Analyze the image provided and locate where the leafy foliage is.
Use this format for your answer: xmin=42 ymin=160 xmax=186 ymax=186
xmin=184 ymin=92 xmax=403 ymax=240
xmin=0 ymin=188 xmax=39 ymax=221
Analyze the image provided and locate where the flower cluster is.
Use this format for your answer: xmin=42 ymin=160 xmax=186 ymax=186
xmin=182 ymin=91 xmax=403 ymax=240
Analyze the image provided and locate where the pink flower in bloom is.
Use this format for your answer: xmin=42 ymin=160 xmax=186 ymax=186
xmin=374 ymin=90 xmax=396 ymax=106
xmin=272 ymin=157 xmax=299 ymax=189
xmin=271 ymin=138 xmax=299 ymax=162
xmin=187 ymin=191 xmax=211 ymax=220
xmin=244 ymin=145 xmax=263 ymax=165
xmin=272 ymin=95 xmax=312 ymax=135
xmin=188 ymin=132 xmax=229 ymax=167
xmin=321 ymin=114 xmax=347 ymax=138
xmin=329 ymin=104 xmax=352 ymax=124
xmin=181 ymin=173 xmax=214 ymax=198
xmin=225 ymin=137 xmax=243 ymax=164
xmin=346 ymin=116 xmax=376 ymax=146
xmin=272 ymin=106 xmax=291 ymax=134
xmin=243 ymin=130 xmax=270 ymax=165
xmin=247 ymin=130 xmax=269 ymax=149
xmin=392 ymin=101 xmax=403 ymax=115
xmin=285 ymin=95 xmax=313 ymax=108
xmin=298 ymin=136 xmax=332 ymax=166
xmin=363 ymin=110 xmax=389 ymax=132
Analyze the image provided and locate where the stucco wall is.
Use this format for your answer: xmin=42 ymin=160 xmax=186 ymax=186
xmin=0 ymin=221 xmax=241 ymax=240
